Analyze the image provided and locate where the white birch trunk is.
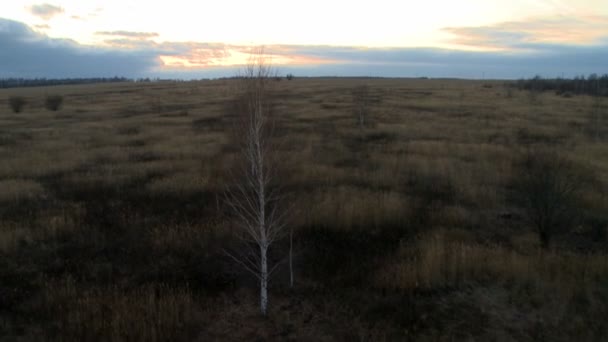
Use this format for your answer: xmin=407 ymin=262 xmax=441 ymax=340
xmin=260 ymin=244 xmax=268 ymax=315
xmin=289 ymin=228 xmax=294 ymax=288
xmin=359 ymin=108 xmax=365 ymax=128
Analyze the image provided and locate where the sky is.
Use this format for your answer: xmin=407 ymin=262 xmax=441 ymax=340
xmin=1 ymin=0 xmax=607 ymax=79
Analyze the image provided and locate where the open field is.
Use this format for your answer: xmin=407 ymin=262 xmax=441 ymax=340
xmin=1 ymin=78 xmax=607 ymax=341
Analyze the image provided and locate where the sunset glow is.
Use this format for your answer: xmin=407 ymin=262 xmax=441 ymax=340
xmin=159 ymin=49 xmax=336 ymax=69
xmin=1 ymin=0 xmax=607 ymax=78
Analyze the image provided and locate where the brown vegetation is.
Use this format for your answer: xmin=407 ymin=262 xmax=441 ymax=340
xmin=8 ymin=96 xmax=26 ymax=113
xmin=0 ymin=78 xmax=607 ymax=340
xmin=44 ymin=94 xmax=64 ymax=111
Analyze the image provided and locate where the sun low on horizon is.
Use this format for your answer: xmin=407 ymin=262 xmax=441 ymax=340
xmin=1 ymin=0 xmax=607 ymax=78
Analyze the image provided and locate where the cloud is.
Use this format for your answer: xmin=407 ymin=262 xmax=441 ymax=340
xmin=155 ymin=44 xmax=336 ymax=68
xmin=145 ymin=42 xmax=607 ymax=79
xmin=1 ymin=17 xmax=606 ymax=80
xmin=275 ymin=43 xmax=608 ymax=79
xmin=0 ymin=18 xmax=160 ymax=78
xmin=147 ymin=38 xmax=607 ymax=78
xmin=443 ymin=16 xmax=608 ymax=51
xmin=95 ymin=39 xmax=334 ymax=69
xmin=28 ymin=3 xmax=64 ymax=20
xmin=96 ymin=31 xmax=160 ymax=39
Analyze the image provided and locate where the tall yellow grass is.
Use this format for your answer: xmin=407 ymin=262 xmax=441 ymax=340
xmin=41 ymin=278 xmax=202 ymax=342
xmin=376 ymin=229 xmax=608 ymax=291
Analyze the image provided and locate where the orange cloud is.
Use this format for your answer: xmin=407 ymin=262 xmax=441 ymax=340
xmin=96 ymin=31 xmax=159 ymax=40
xmin=159 ymin=45 xmax=337 ymax=69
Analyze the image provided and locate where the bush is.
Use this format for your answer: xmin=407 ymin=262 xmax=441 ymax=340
xmin=45 ymin=95 xmax=63 ymax=111
xmin=587 ymin=215 xmax=608 ymax=243
xmin=286 ymin=73 xmax=294 ymax=81
xmin=510 ymin=149 xmax=585 ymax=248
xmin=8 ymin=96 xmax=26 ymax=113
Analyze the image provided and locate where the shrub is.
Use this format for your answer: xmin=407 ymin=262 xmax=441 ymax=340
xmin=8 ymin=96 xmax=26 ymax=113
xmin=286 ymin=73 xmax=294 ymax=81
xmin=587 ymin=215 xmax=608 ymax=243
xmin=45 ymin=95 xmax=63 ymax=111
xmin=510 ymin=149 xmax=585 ymax=248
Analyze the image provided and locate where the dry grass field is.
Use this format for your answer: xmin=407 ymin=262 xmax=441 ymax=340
xmin=0 ymin=77 xmax=607 ymax=341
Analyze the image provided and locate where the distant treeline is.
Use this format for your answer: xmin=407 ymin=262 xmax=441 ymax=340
xmin=514 ymin=74 xmax=608 ymax=97
xmin=0 ymin=77 xmax=134 ymax=89
xmin=0 ymin=77 xmax=193 ymax=89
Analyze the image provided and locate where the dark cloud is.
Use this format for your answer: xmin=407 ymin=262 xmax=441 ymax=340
xmin=29 ymin=3 xmax=64 ymax=20
xmin=270 ymin=16 xmax=608 ymax=79
xmin=0 ymin=18 xmax=160 ymax=78
xmin=258 ymin=17 xmax=608 ymax=79
xmin=277 ymin=43 xmax=608 ymax=79
xmin=96 ymin=31 xmax=159 ymax=39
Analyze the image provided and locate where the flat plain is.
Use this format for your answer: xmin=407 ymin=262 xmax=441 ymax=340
xmin=0 ymin=78 xmax=607 ymax=341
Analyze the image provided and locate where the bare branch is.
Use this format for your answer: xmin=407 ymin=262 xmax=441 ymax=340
xmin=223 ymin=249 xmax=262 ymax=281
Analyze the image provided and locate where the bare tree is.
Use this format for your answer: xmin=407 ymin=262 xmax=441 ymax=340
xmin=589 ymin=95 xmax=605 ymax=142
xmin=352 ymin=85 xmax=371 ymax=128
xmin=224 ymin=51 xmax=289 ymax=316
